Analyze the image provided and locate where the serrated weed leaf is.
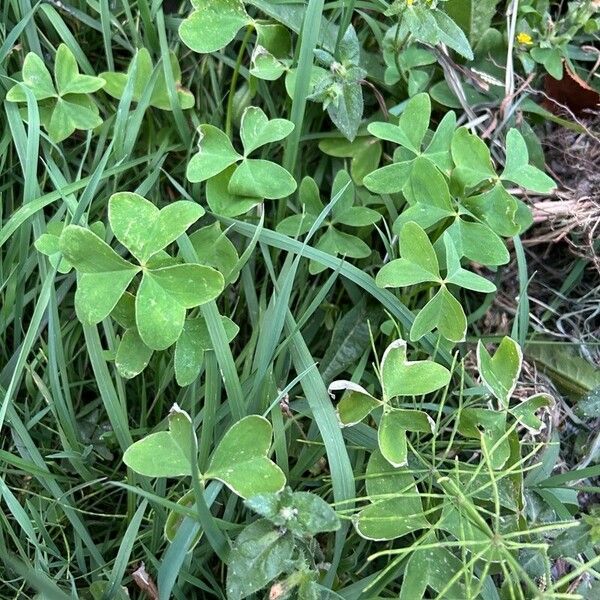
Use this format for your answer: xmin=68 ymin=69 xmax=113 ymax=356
xmin=477 ymin=337 xmax=523 ymax=408
xmin=206 ymin=416 xmax=286 ymax=498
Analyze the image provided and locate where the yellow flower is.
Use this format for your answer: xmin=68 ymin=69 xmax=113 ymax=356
xmin=407 ymin=0 xmax=415 ymax=5
xmin=517 ymin=32 xmax=533 ymax=45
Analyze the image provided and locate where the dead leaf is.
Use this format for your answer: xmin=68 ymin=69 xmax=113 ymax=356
xmin=544 ymin=60 xmax=600 ymax=115
xmin=132 ymin=563 xmax=158 ymax=600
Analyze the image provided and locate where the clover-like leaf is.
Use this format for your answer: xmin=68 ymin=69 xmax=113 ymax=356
xmin=59 ymin=225 xmax=140 ymax=324
xmin=186 ymin=125 xmax=242 ymax=183
xmin=123 ymin=405 xmax=196 ymax=477
xmin=206 ymin=415 xmax=286 ymax=498
xmin=477 ymin=336 xmax=523 ymax=409
xmin=228 ymin=158 xmax=297 ymax=199
xmin=355 ymin=450 xmax=429 ymax=541
xmin=175 ymin=315 xmax=239 ymax=387
xmin=380 ymin=338 xmax=451 ymax=399
xmin=206 ymin=165 xmax=262 ymax=217
xmin=136 ymin=264 xmax=224 ymax=351
xmin=410 ymin=286 xmax=467 ymax=343
xmin=451 ymin=127 xmax=497 ymax=191
xmin=378 ymin=407 xmax=435 ymax=468
xmin=7 ymin=44 xmax=105 ymax=142
xmin=510 ymin=393 xmax=554 ymax=432
xmin=443 ymin=233 xmax=497 ymax=294
xmin=188 ymin=222 xmax=240 ymax=281
xmin=376 ymin=221 xmax=441 ymax=288
xmin=100 ymin=48 xmax=195 ymax=110
xmin=501 ymin=128 xmax=556 ymax=193
xmin=328 ymin=381 xmax=381 ymax=427
xmin=35 ymin=222 xmax=74 ymax=273
xmin=108 ymin=192 xmax=204 ymax=263
xmin=115 ymin=329 xmax=153 ymax=380
xmin=240 ymin=106 xmax=294 ymax=155
xmin=179 ymin=0 xmax=251 ymax=54
xmin=250 ymin=23 xmax=291 ymax=81
xmin=458 ymin=408 xmax=510 ymax=470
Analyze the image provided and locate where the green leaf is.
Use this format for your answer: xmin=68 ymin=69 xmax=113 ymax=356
xmin=179 ymin=0 xmax=251 ymax=54
xmin=355 ymin=450 xmax=429 ymax=541
xmin=188 ymin=222 xmax=240 ymax=280
xmin=399 ymin=546 xmax=473 ymax=600
xmin=136 ymin=264 xmax=224 ymax=350
xmin=443 ymin=233 xmax=497 ymax=293
xmin=164 ymin=489 xmax=202 ymax=548
xmin=175 ymin=316 xmax=239 ymax=387
xmin=363 ymin=161 xmax=412 ymax=194
xmin=240 ymin=106 xmax=294 ymax=155
xmin=228 ymin=159 xmax=297 ymax=199
xmin=411 ymin=287 xmax=467 ymax=343
xmin=458 ymin=408 xmax=510 ymax=469
xmin=445 ymin=0 xmax=500 ymax=42
xmin=59 ymin=225 xmax=139 ymax=324
xmin=7 ymin=52 xmax=55 ymax=101
xmin=510 ymin=393 xmax=554 ymax=432
xmin=206 ymin=164 xmax=262 ymax=217
xmin=47 ymin=96 xmax=102 ymax=143
xmin=115 ymin=329 xmax=153 ymax=379
xmin=381 ymin=338 xmax=451 ymax=398
xmin=378 ymin=408 xmax=434 ymax=467
xmin=376 ymin=222 xmax=440 ymax=288
xmin=432 ymin=9 xmax=474 ymax=60
xmin=326 ymin=78 xmax=364 ymax=142
xmin=186 ymin=124 xmax=241 ymax=183
xmin=451 ymin=127 xmax=497 ymax=190
xmin=108 ymin=192 xmax=204 ymax=263
xmin=123 ymin=405 xmax=195 ymax=477
xmin=328 ymin=381 xmax=381 ymax=427
xmin=206 ymin=415 xmax=286 ymax=498
xmin=462 ymin=182 xmax=522 ymax=237
xmin=226 ymin=519 xmax=294 ymax=600
xmin=501 ymin=129 xmax=556 ymax=193
xmin=445 ymin=218 xmax=510 ymax=266
xmin=477 ymin=336 xmax=523 ymax=408
xmin=54 ymin=44 xmax=104 ymax=95
xmin=35 ymin=224 xmax=72 ymax=273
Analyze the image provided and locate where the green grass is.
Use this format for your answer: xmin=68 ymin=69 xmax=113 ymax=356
xmin=1 ymin=1 xmax=600 ymax=599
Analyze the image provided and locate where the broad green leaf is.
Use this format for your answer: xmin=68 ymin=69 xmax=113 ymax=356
xmin=376 ymin=222 xmax=440 ymax=287
xmin=462 ymin=182 xmax=522 ymax=237
xmin=381 ymin=338 xmax=451 ymax=398
xmin=228 ymin=159 xmax=297 ymax=199
xmin=328 ymin=381 xmax=381 ymax=426
xmin=445 ymin=0 xmax=500 ymax=42
xmin=59 ymin=225 xmax=139 ymax=324
xmin=175 ymin=316 xmax=239 ymax=386
xmin=458 ymin=408 xmax=510 ymax=469
xmin=423 ymin=110 xmax=457 ymax=173
xmin=451 ymin=127 xmax=497 ymax=190
xmin=108 ymin=192 xmax=204 ymax=263
xmin=136 ymin=265 xmax=224 ymax=350
xmin=363 ymin=161 xmax=412 ymax=194
xmin=47 ymin=96 xmax=102 ymax=142
xmin=250 ymin=23 xmax=290 ymax=80
xmin=186 ymin=125 xmax=241 ymax=183
xmin=115 ymin=329 xmax=153 ymax=379
xmin=501 ymin=128 xmax=556 ymax=193
xmin=318 ymin=136 xmax=382 ymax=185
xmin=35 ymin=224 xmax=72 ymax=273
xmin=7 ymin=52 xmax=55 ymax=101
xmin=477 ymin=336 xmax=523 ymax=408
xmin=378 ymin=408 xmax=434 ymax=467
xmin=432 ymin=9 xmax=473 ymax=60
xmin=445 ymin=218 xmax=510 ymax=266
xmin=100 ymin=48 xmax=195 ymax=110
xmin=164 ymin=489 xmax=202 ymax=548
xmin=54 ymin=44 xmax=104 ymax=95
xmin=188 ymin=222 xmax=239 ymax=280
xmin=402 ymin=156 xmax=453 ymax=209
xmin=206 ymin=415 xmax=286 ymax=498
xmin=355 ymin=450 xmax=429 ymax=541
xmin=240 ymin=106 xmax=294 ymax=155
xmin=123 ymin=405 xmax=195 ymax=477
xmin=179 ymin=0 xmax=251 ymax=54
xmin=510 ymin=393 xmax=554 ymax=432
xmin=411 ymin=286 xmax=467 ymax=343
xmin=326 ymin=77 xmax=364 ymax=142
xmin=245 ymin=488 xmax=340 ymax=536
xmin=399 ymin=546 xmax=473 ymax=600
xmin=443 ymin=233 xmax=497 ymax=293
xmin=226 ymin=520 xmax=294 ymax=600
xmin=206 ymin=164 xmax=262 ymax=217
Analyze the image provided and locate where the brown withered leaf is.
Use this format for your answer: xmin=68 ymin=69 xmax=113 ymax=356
xmin=544 ymin=60 xmax=600 ymax=115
